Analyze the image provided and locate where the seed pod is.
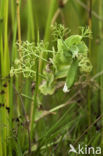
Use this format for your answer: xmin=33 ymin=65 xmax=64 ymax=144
xmin=66 ymin=59 xmax=78 ymax=89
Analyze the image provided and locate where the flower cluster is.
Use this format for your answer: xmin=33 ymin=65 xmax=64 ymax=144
xmin=10 ymin=41 xmax=48 ymax=78
xmin=10 ymin=41 xmax=36 ymax=78
xmin=51 ymin=23 xmax=70 ymax=41
xmin=78 ymin=53 xmax=93 ymax=73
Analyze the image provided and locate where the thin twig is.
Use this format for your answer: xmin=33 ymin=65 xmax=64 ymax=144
xmin=13 ymin=85 xmax=31 ymax=153
xmin=51 ymin=0 xmax=68 ymax=25
xmin=76 ymin=0 xmax=103 ymax=21
xmin=51 ymin=9 xmax=61 ymax=25
xmin=88 ymin=0 xmax=92 ymax=28
xmin=74 ymin=114 xmax=103 ymax=146
xmin=91 ymin=70 xmax=103 ymax=81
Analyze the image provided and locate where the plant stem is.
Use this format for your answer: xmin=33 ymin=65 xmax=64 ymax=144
xmin=30 ymin=32 xmax=40 ymax=142
xmin=16 ymin=0 xmax=22 ymax=117
xmin=0 ymin=0 xmax=10 ymax=155
xmin=16 ymin=0 xmax=21 ymax=48
xmin=39 ymin=0 xmax=57 ymax=74
xmin=98 ymin=0 xmax=103 ymax=146
xmin=30 ymin=51 xmax=39 ymax=138
xmin=27 ymin=0 xmax=35 ymax=41
xmin=88 ymin=0 xmax=92 ymax=127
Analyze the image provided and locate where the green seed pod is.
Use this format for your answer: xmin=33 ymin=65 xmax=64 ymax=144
xmin=66 ymin=59 xmax=78 ymax=89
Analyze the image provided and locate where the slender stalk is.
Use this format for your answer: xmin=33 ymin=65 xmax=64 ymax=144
xmin=88 ymin=0 xmax=92 ymax=56
xmin=30 ymin=60 xmax=39 ymax=135
xmin=27 ymin=0 xmax=35 ymax=41
xmin=76 ymin=0 xmax=103 ymax=21
xmin=51 ymin=0 xmax=68 ymax=25
xmin=16 ymin=0 xmax=21 ymax=48
xmin=16 ymin=0 xmax=22 ymax=117
xmin=0 ymin=1 xmax=4 ymax=155
xmin=98 ymin=0 xmax=103 ymax=146
xmin=39 ymin=0 xmax=57 ymax=74
xmin=9 ymin=1 xmax=18 ymax=155
xmin=30 ymin=31 xmax=39 ymax=138
xmin=88 ymin=0 xmax=92 ymax=126
xmin=24 ymin=0 xmax=35 ymax=112
xmin=24 ymin=1 xmax=35 ymax=152
xmin=88 ymin=0 xmax=92 ymax=28
xmin=44 ymin=0 xmax=57 ymax=42
xmin=0 ymin=0 xmax=10 ymax=155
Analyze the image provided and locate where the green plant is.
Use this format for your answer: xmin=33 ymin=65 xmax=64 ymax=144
xmin=11 ymin=26 xmax=92 ymax=96
xmin=1 ymin=0 xmax=103 ymax=155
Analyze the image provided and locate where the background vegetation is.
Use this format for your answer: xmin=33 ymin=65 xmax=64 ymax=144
xmin=0 ymin=0 xmax=103 ymax=155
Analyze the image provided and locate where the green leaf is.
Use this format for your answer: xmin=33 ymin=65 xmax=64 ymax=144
xmin=55 ymin=65 xmax=70 ymax=79
xmin=76 ymin=41 xmax=88 ymax=53
xmin=65 ymin=35 xmax=82 ymax=48
xmin=39 ymin=72 xmax=56 ymax=95
xmin=66 ymin=59 xmax=78 ymax=89
xmin=57 ymin=39 xmax=64 ymax=52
